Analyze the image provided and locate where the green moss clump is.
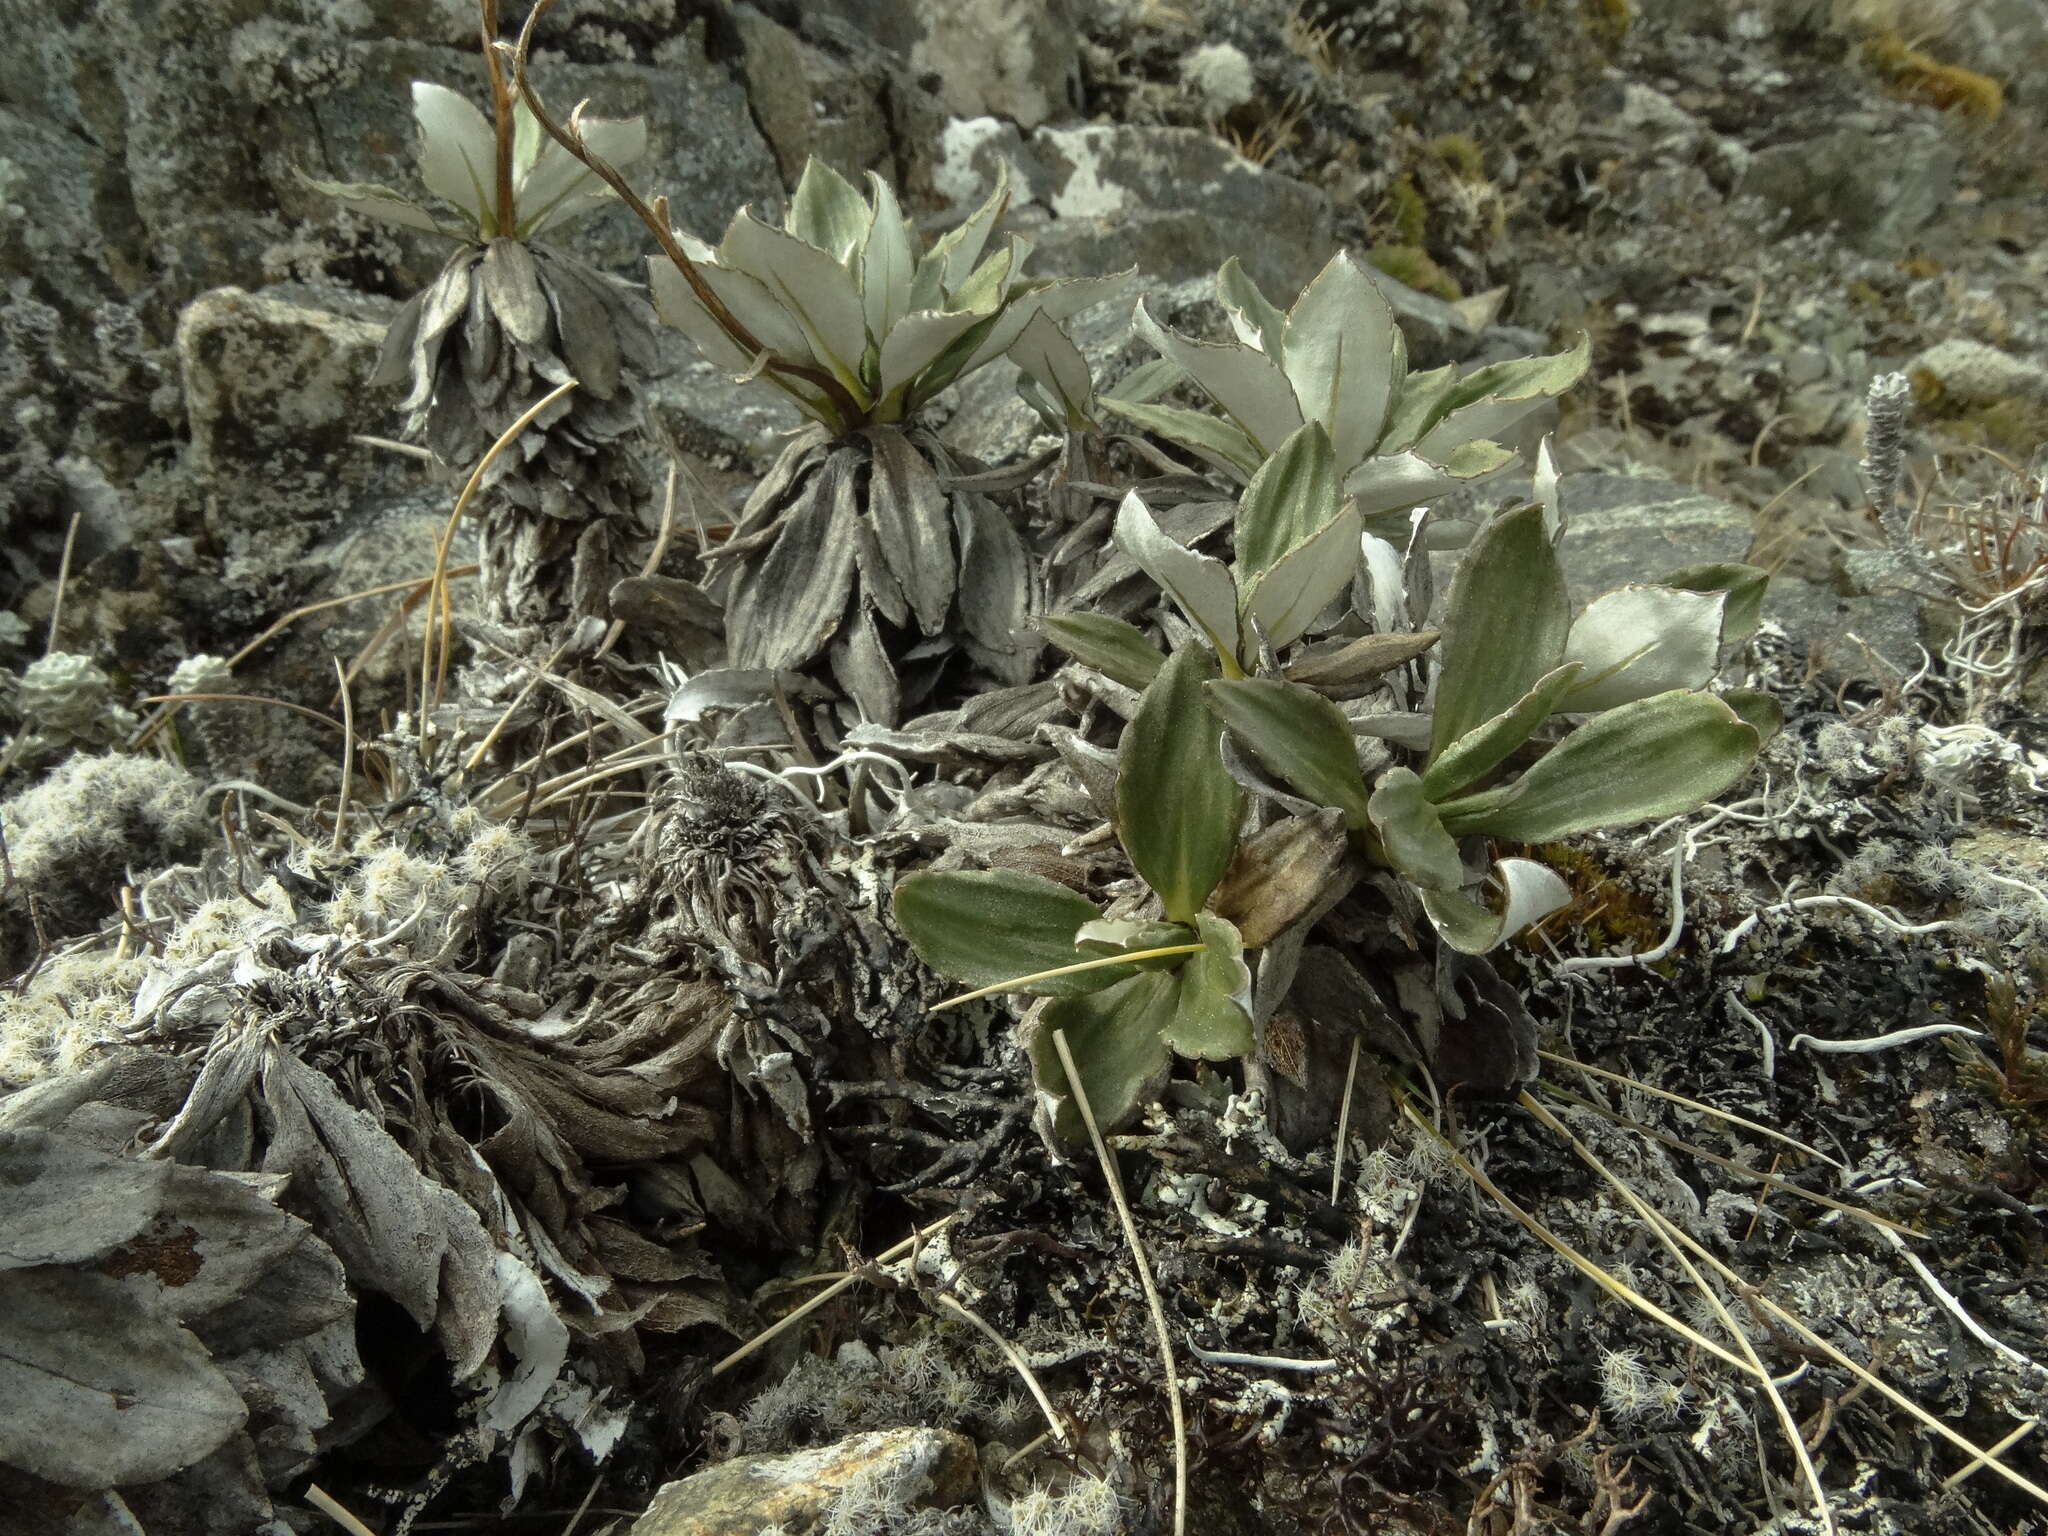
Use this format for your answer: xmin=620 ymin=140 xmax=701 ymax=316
xmin=1582 ymin=0 xmax=1632 ymax=45
xmin=1384 ymin=175 xmax=1428 ymax=247
xmin=1366 ymin=244 xmax=1461 ymax=300
xmin=1425 ymin=131 xmax=1484 ymax=181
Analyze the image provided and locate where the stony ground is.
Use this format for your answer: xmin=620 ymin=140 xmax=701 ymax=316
xmin=3 ymin=2 xmax=2047 ymax=1534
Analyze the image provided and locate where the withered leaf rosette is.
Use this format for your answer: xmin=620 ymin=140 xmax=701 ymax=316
xmin=649 ymin=160 xmax=1131 ymax=722
xmin=308 ymin=47 xmax=658 ymax=629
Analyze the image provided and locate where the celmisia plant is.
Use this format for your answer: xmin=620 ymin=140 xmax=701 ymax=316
xmin=1104 ymin=252 xmax=1588 ymax=527
xmin=649 ymin=159 xmax=1130 ymax=436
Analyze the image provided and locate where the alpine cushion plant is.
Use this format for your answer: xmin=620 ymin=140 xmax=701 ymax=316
xmin=641 ymin=159 xmax=1131 ymax=723
xmin=307 ymin=2 xmax=657 ymax=628
xmin=1103 ymin=251 xmax=1588 ymax=531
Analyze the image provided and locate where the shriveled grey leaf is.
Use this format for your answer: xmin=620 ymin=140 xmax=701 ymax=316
xmin=542 ymin=252 xmax=623 ymax=400
xmin=0 ymin=1266 xmax=245 ymax=1487
xmin=110 ymin=1162 xmax=324 ymax=1324
xmin=609 ymin=575 xmax=724 ymax=658
xmin=147 ymin=1025 xmax=268 ymax=1163
xmin=1283 ymin=629 xmax=1440 ymax=686
xmin=371 ymin=290 xmax=427 ymax=389
xmin=725 ymin=454 xmax=860 ymax=670
xmin=0 ymin=1129 xmax=169 ymax=1269
xmin=952 ymin=492 xmax=1038 ymax=684
xmin=830 ymin=607 xmax=903 ymax=724
xmin=257 ymin=1048 xmax=449 ymax=1329
xmin=852 ymin=511 xmax=911 ymax=627
xmin=481 ymin=237 xmax=548 ymax=347
xmin=865 ymin=429 xmax=957 ymax=635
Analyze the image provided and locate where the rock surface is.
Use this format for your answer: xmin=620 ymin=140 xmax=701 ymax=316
xmin=627 ymin=1428 xmax=979 ymax=1536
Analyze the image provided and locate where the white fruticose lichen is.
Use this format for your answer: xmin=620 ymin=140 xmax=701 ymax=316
xmin=1180 ymin=42 xmax=1257 ymax=114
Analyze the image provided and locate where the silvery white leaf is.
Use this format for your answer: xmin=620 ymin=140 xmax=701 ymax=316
xmin=677 ymin=253 xmax=818 ymax=370
xmin=1242 ymin=503 xmax=1362 ymax=652
xmin=412 ymin=81 xmax=498 ymax=227
xmin=1421 ymin=857 xmax=1571 ymax=954
xmin=861 ymin=173 xmax=916 ymax=341
xmin=1113 ymin=491 xmax=1241 ymax=661
xmin=1359 ymin=532 xmax=1406 ymax=635
xmin=1216 ymin=256 xmax=1288 ymax=359
xmin=916 ymin=163 xmax=1010 ymax=305
xmin=1133 ymin=299 xmax=1305 ymax=458
xmin=1281 ymin=253 xmax=1402 ymax=471
xmin=1411 ymin=336 xmax=1591 ymax=462
xmin=516 ymin=111 xmax=647 ymax=236
xmin=719 ymin=209 xmax=869 ymax=380
xmin=298 ymin=173 xmax=445 ymax=234
xmin=479 ymin=1253 xmax=569 ymax=1435
xmin=1534 ymin=435 xmax=1563 ymax=542
xmin=877 ymin=307 xmax=990 ymax=401
xmin=1008 ymin=309 xmax=1092 ymax=423
xmin=956 ymin=268 xmax=1133 ymax=377
xmin=1344 ymin=443 xmax=1514 ymax=515
xmin=1561 ymin=585 xmax=1727 ymax=712
xmin=785 ymin=157 xmax=872 ymax=262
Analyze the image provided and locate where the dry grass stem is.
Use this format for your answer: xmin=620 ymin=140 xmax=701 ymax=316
xmin=1052 ymin=1026 xmax=1187 ymax=1536
xmin=1518 ymin=1092 xmax=1839 ymax=1536
xmin=1330 ymin=1035 xmax=1362 ymax=1203
xmin=45 ymin=508 xmax=82 ymax=655
xmin=304 ymin=1484 xmax=379 ymax=1536
xmin=331 ymin=659 xmax=356 ymax=852
xmin=1537 ymin=1050 xmax=1843 ymax=1168
xmin=421 ymin=377 xmax=579 ymax=732
xmin=929 ymin=1291 xmax=1072 ymax=1451
xmin=932 ymin=945 xmax=1205 ymax=1012
xmin=710 ymin=1214 xmax=961 ymax=1377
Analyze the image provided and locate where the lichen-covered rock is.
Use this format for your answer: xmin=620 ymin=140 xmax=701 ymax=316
xmin=174 ymin=286 xmax=402 ymax=565
xmin=910 ymin=0 xmax=1080 ymax=130
xmin=934 ymin=121 xmax=1334 ymax=299
xmin=627 ymin=1427 xmax=979 ymax=1536
xmin=1908 ymin=338 xmax=2048 ymax=409
xmin=1737 ymin=124 xmax=1959 ymax=255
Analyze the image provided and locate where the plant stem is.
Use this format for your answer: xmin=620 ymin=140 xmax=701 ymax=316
xmin=480 ymin=0 xmax=515 ymax=238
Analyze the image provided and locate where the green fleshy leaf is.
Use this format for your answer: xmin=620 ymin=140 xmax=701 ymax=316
xmin=1721 ymin=687 xmax=1786 ymax=744
xmin=1033 ymin=971 xmax=1178 ymax=1141
xmin=1428 ymin=502 xmax=1571 ymax=763
xmin=1657 ymin=562 xmax=1770 ymax=649
xmin=1039 ymin=613 xmax=1167 ymax=690
xmin=1234 ymin=420 xmax=1341 ymax=584
xmin=1205 ymin=678 xmax=1373 ymax=829
xmin=1162 ymin=914 xmax=1254 ymax=1060
xmin=787 ymin=158 xmax=871 ymax=263
xmin=1366 ymin=767 xmax=1464 ymax=891
xmin=1421 ymin=662 xmax=1584 ymax=801
xmin=1119 ymin=649 xmax=1243 ymax=923
xmin=893 ymin=869 xmax=1119 ymax=997
xmin=1436 ymin=690 xmax=1763 ymax=842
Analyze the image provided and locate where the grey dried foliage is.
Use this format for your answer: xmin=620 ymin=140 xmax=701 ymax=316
xmin=378 ymin=236 xmax=659 ymax=627
xmin=708 ymin=424 xmax=1039 ymax=725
